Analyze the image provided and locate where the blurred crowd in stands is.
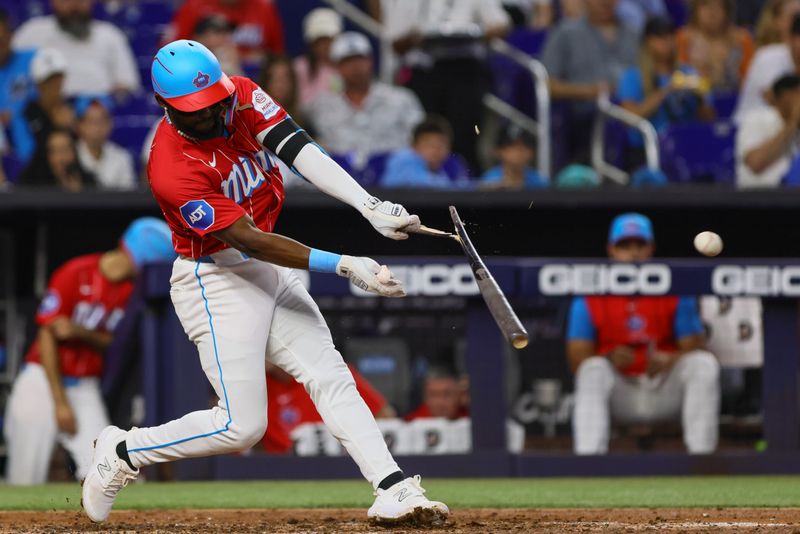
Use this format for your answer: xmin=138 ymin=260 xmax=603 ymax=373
xmin=0 ymin=0 xmax=799 ymax=191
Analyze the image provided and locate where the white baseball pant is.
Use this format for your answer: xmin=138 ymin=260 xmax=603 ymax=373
xmin=125 ymin=250 xmax=400 ymax=488
xmin=572 ymin=351 xmax=720 ymax=455
xmin=4 ymin=363 xmax=110 ymax=484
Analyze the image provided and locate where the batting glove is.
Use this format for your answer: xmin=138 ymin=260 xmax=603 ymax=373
xmin=361 ymin=197 xmax=421 ymax=240
xmin=336 ymin=255 xmax=406 ymax=297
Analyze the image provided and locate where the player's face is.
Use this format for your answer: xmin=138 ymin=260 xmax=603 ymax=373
xmin=168 ymin=96 xmax=232 ymax=140
xmin=608 ymin=238 xmax=654 ymax=262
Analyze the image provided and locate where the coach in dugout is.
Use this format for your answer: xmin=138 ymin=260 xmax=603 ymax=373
xmin=566 ymin=213 xmax=720 ymax=455
xmin=3 ymin=218 xmax=174 ymax=485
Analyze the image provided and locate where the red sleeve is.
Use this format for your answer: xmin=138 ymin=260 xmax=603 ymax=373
xmin=349 ymin=365 xmax=387 ymax=415
xmin=150 ymin=162 xmax=246 ymax=237
xmin=262 ymin=1 xmax=285 ymax=54
xmin=232 ymin=77 xmax=288 ymax=139
xmin=164 ymin=0 xmax=201 ymax=44
xmin=36 ymin=263 xmax=79 ymax=326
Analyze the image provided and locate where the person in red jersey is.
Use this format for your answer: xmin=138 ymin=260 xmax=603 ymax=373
xmin=81 ymin=40 xmax=449 ymax=527
xmin=164 ymin=0 xmax=284 ymax=62
xmin=262 ymin=363 xmax=394 ymax=453
xmin=567 ymin=213 xmax=720 ymax=455
xmin=405 ymin=367 xmax=470 ymax=421
xmin=3 ymin=218 xmax=175 ymax=485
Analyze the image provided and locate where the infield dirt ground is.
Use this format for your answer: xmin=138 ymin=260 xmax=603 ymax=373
xmin=2 ymin=508 xmax=800 ymax=533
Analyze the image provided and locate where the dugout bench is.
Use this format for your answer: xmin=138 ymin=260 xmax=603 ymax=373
xmin=105 ymin=258 xmax=800 ymax=480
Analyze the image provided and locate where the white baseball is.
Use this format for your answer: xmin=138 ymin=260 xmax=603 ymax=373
xmin=376 ymin=265 xmax=392 ymax=284
xmin=694 ymin=231 xmax=723 ymax=257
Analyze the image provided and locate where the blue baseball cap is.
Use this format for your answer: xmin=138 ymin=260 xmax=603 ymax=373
xmin=608 ymin=213 xmax=654 ymax=244
xmin=121 ymin=217 xmax=176 ymax=269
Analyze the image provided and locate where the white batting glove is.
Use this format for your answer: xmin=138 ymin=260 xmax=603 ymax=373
xmin=336 ymin=255 xmax=406 ymax=297
xmin=360 ymin=196 xmax=421 ymax=240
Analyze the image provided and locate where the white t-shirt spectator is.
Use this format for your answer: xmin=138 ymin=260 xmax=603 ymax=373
xmin=77 ymin=139 xmax=136 ymax=190
xmin=307 ymin=82 xmax=424 ymax=166
xmin=734 ymin=44 xmax=793 ymax=124
xmin=736 ymin=106 xmax=800 ymax=188
xmin=12 ymin=16 xmax=140 ymax=97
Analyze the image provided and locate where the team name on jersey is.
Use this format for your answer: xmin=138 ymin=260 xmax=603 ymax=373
xmin=73 ymin=302 xmax=125 ymax=332
xmin=220 ymin=150 xmax=274 ymax=204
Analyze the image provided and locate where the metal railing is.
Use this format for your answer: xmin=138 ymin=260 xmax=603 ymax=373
xmin=321 ymin=0 xmax=551 ymax=179
xmin=488 ymin=39 xmax=551 ymax=180
xmin=592 ymin=93 xmax=660 ymax=185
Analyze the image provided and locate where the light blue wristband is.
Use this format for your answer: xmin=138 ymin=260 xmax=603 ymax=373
xmin=308 ymin=248 xmax=342 ymax=273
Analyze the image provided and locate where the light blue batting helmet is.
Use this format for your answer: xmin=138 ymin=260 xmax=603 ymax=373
xmin=151 ymin=39 xmax=234 ymax=112
xmin=121 ymin=217 xmax=176 ymax=268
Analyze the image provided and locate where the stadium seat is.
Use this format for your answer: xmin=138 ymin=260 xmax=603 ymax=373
xmin=659 ymin=121 xmax=737 ymax=184
xmin=362 ymin=152 xmax=390 ymax=187
xmin=505 ymin=28 xmax=548 ymax=58
xmin=711 ymin=91 xmax=739 ymax=120
xmin=442 ymin=153 xmax=471 ymax=184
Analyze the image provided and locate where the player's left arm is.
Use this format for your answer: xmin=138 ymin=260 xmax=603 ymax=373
xmin=258 ymin=116 xmax=420 ymax=240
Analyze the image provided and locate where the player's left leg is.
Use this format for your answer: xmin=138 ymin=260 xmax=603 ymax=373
xmin=59 ymin=377 xmax=110 ymax=480
xmin=672 ymin=350 xmax=721 ymax=453
xmin=266 ymin=268 xmax=448 ymax=525
xmin=3 ymin=363 xmax=58 ymax=485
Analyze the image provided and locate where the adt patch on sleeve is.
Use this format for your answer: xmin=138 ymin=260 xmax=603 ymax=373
xmin=39 ymin=289 xmax=61 ymax=315
xmin=252 ymin=88 xmax=281 ymax=120
xmin=180 ymin=200 xmax=215 ymax=231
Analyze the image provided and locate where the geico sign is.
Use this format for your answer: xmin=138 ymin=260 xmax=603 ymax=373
xmin=712 ymin=266 xmax=800 ymax=296
xmin=350 ymin=264 xmax=479 ymax=297
xmin=539 ymin=264 xmax=672 ymax=295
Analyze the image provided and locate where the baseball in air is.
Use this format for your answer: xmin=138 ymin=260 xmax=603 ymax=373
xmin=693 ymin=231 xmax=723 ymax=256
xmin=377 ymin=265 xmax=392 ymax=284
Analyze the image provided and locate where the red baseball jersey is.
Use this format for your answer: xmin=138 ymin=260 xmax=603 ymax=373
xmin=148 ymin=76 xmax=287 ymax=258
xmin=164 ymin=0 xmax=285 ymax=57
xmin=262 ymin=366 xmax=387 ymax=453
xmin=25 ymin=253 xmax=134 ymax=377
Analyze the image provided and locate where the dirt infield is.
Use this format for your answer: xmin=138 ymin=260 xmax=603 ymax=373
xmin=2 ymin=508 xmax=800 ymax=533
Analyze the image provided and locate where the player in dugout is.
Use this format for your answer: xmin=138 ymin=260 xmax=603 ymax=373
xmin=3 ymin=218 xmax=175 ymax=485
xmin=566 ymin=213 xmax=720 ymax=455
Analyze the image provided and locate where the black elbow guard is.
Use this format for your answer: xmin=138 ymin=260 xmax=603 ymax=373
xmin=262 ymin=118 xmax=313 ymax=167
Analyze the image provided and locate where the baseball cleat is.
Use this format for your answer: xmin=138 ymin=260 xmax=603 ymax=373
xmin=81 ymin=425 xmax=138 ymax=523
xmin=367 ymin=475 xmax=449 ymax=526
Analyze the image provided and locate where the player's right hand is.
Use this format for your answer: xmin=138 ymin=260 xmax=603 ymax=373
xmin=336 ymin=255 xmax=405 ymax=297
xmin=55 ymin=402 xmax=77 ymax=435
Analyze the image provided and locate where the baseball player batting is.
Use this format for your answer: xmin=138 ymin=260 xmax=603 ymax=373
xmin=81 ymin=40 xmax=448 ymax=526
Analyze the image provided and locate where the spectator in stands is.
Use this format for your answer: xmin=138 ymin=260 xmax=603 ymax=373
xmin=675 ymin=0 xmax=755 ymax=91
xmin=736 ymin=74 xmax=800 ymax=188
xmin=617 ymin=0 xmax=669 ymax=34
xmin=164 ymin=0 xmax=284 ymax=64
xmin=21 ymin=49 xmax=75 ymax=162
xmin=383 ymin=0 xmax=511 ymax=172
xmin=480 ymin=125 xmax=547 ymax=189
xmin=294 ymin=8 xmax=342 ymax=108
xmin=617 ymin=17 xmax=715 ymax=167
xmin=74 ymin=98 xmax=135 ymax=190
xmin=12 ymin=0 xmax=140 ymax=99
xmin=542 ymin=0 xmax=639 ymax=163
xmin=755 ymin=0 xmax=800 ymax=46
xmin=567 ymin=213 xmax=719 ymax=455
xmin=257 ymin=55 xmax=307 ymax=188
xmin=18 ymin=129 xmax=94 ymax=191
xmin=0 ymin=8 xmax=37 ymax=169
xmin=307 ymin=32 xmax=424 ymax=169
xmin=405 ymin=367 xmax=469 ymax=421
xmin=261 ymin=363 xmax=395 ymax=454
xmin=3 ymin=218 xmax=174 ymax=485
xmin=381 ymin=116 xmax=454 ymax=188
xmin=192 ymin=14 xmax=243 ymax=77
xmin=736 ymin=13 xmax=800 ymax=122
